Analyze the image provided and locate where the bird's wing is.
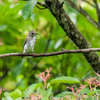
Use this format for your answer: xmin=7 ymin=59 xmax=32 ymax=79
xmin=24 ymin=38 xmax=28 ymax=46
xmin=22 ymin=37 xmax=28 ymax=53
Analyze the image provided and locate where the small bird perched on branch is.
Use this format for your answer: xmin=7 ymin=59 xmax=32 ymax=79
xmin=21 ymin=30 xmax=38 ymax=58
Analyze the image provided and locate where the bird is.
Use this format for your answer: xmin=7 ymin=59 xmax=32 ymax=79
xmin=21 ymin=30 xmax=38 ymax=58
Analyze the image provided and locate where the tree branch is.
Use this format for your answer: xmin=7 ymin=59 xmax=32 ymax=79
xmin=93 ymin=0 xmax=100 ymax=23
xmin=65 ymin=0 xmax=100 ymax=30
xmin=44 ymin=0 xmax=100 ymax=73
xmin=0 ymin=48 xmax=100 ymax=58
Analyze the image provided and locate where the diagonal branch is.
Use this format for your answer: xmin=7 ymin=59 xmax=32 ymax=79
xmin=93 ymin=0 xmax=100 ymax=23
xmin=44 ymin=0 xmax=100 ymax=73
xmin=1 ymin=48 xmax=100 ymax=58
xmin=65 ymin=0 xmax=100 ymax=30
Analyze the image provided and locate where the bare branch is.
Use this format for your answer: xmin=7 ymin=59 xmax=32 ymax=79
xmin=1 ymin=48 xmax=100 ymax=58
xmin=93 ymin=0 xmax=100 ymax=23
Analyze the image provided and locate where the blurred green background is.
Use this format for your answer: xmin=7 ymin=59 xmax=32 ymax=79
xmin=0 ymin=0 xmax=100 ymax=93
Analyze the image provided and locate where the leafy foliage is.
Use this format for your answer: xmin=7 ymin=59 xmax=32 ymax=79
xmin=0 ymin=0 xmax=100 ymax=99
xmin=1 ymin=69 xmax=100 ymax=100
xmin=22 ymin=0 xmax=37 ymax=20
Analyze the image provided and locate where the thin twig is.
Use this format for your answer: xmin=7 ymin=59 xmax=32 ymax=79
xmin=93 ymin=0 xmax=100 ymax=23
xmin=65 ymin=0 xmax=100 ymax=30
xmin=1 ymin=48 xmax=100 ymax=58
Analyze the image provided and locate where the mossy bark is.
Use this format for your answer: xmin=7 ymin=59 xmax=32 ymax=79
xmin=44 ymin=0 xmax=100 ymax=73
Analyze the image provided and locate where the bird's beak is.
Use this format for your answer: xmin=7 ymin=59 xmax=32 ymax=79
xmin=35 ymin=33 xmax=38 ymax=35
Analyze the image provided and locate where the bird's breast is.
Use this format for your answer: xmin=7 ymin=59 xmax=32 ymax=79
xmin=23 ymin=36 xmax=36 ymax=53
xmin=31 ymin=36 xmax=36 ymax=43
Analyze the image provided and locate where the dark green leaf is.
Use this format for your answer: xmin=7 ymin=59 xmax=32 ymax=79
xmin=12 ymin=59 xmax=25 ymax=77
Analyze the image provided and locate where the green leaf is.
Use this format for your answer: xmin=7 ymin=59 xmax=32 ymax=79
xmin=2 ymin=97 xmax=13 ymax=100
xmin=54 ymin=38 xmax=62 ymax=49
xmin=4 ymin=92 xmax=10 ymax=97
xmin=12 ymin=59 xmax=25 ymax=77
xmin=23 ymin=83 xmax=42 ymax=97
xmin=3 ymin=1 xmax=25 ymax=19
xmin=79 ymin=88 xmax=90 ymax=94
xmin=50 ymin=76 xmax=81 ymax=84
xmin=55 ymin=91 xmax=73 ymax=98
xmin=2 ymin=98 xmax=6 ymax=100
xmin=0 ymin=25 xmax=7 ymax=31
xmin=86 ymin=96 xmax=97 ymax=100
xmin=87 ymin=90 xmax=100 ymax=96
xmin=22 ymin=0 xmax=37 ymax=20
xmin=15 ymin=98 xmax=22 ymax=100
xmin=38 ymin=86 xmax=52 ymax=100
xmin=10 ymin=89 xmax=21 ymax=99
xmin=2 ymin=92 xmax=13 ymax=100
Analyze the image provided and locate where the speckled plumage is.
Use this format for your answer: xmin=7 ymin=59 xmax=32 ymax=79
xmin=23 ymin=30 xmax=38 ymax=53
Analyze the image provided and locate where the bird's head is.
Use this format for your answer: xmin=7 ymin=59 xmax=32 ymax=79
xmin=28 ymin=30 xmax=38 ymax=37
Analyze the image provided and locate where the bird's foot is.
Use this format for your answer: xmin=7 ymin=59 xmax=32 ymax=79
xmin=21 ymin=52 xmax=29 ymax=58
xmin=32 ymin=53 xmax=36 ymax=58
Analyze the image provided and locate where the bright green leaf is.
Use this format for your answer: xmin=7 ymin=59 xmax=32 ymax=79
xmin=54 ymin=38 xmax=62 ymax=49
xmin=23 ymin=83 xmax=42 ymax=97
xmin=3 ymin=1 xmax=25 ymax=19
xmin=15 ymin=98 xmax=22 ymax=100
xmin=79 ymin=88 xmax=90 ymax=94
xmin=50 ymin=76 xmax=81 ymax=84
xmin=38 ymin=86 xmax=52 ymax=100
xmin=87 ymin=90 xmax=100 ymax=96
xmin=3 ymin=97 xmax=13 ymax=100
xmin=55 ymin=91 xmax=73 ymax=98
xmin=22 ymin=0 xmax=37 ymax=20
xmin=4 ymin=92 xmax=10 ymax=97
xmin=10 ymin=89 xmax=21 ymax=99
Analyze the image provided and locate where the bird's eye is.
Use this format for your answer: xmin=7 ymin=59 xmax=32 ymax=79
xmin=32 ymin=33 xmax=33 ymax=35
